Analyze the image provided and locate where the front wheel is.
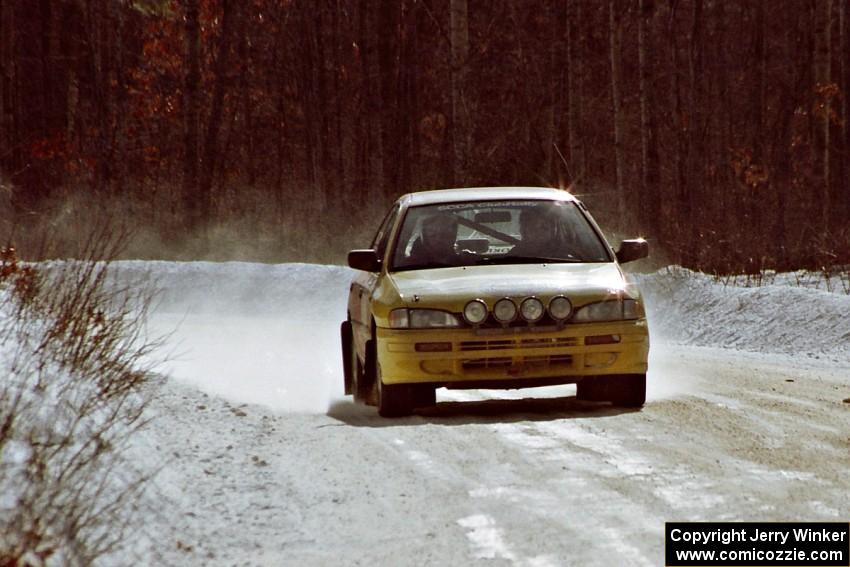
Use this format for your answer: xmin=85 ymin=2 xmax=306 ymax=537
xmin=608 ymin=373 xmax=646 ymax=408
xmin=576 ymin=374 xmax=646 ymax=408
xmin=412 ymin=386 xmax=436 ymax=409
xmin=376 ymin=365 xmax=415 ymax=417
xmin=576 ymin=378 xmax=608 ymax=402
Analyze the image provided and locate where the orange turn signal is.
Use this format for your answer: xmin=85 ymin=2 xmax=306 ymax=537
xmin=585 ymin=334 xmax=621 ymax=346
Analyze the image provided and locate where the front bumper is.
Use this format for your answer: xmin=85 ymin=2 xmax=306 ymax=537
xmin=376 ymin=319 xmax=649 ymax=387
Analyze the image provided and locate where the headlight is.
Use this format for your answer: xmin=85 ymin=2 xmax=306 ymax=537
xmin=493 ymin=298 xmax=517 ymax=323
xmin=463 ymin=300 xmax=488 ymax=325
xmin=389 ymin=309 xmax=461 ymax=329
xmin=572 ymin=299 xmax=638 ymax=322
xmin=548 ymin=296 xmax=573 ymax=321
xmin=520 ymin=297 xmax=544 ymax=322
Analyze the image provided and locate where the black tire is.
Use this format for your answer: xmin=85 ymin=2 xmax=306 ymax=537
xmin=576 ymin=377 xmax=608 ymax=402
xmin=607 ymin=373 xmax=646 ymax=408
xmin=340 ymin=321 xmax=353 ymax=395
xmin=576 ymin=374 xmax=646 ymax=407
xmin=353 ymin=338 xmax=375 ymax=404
xmin=411 ymin=386 xmax=436 ymax=409
xmin=376 ymin=365 xmax=414 ymax=417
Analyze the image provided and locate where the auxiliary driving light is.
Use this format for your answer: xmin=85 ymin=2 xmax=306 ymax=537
xmin=548 ymin=296 xmax=573 ymax=321
xmin=493 ymin=298 xmax=518 ymax=323
xmin=520 ymin=297 xmax=545 ymax=322
xmin=463 ymin=299 xmax=488 ymax=325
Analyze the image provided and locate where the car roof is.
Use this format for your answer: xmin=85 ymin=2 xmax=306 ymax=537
xmin=400 ymin=186 xmax=578 ymax=207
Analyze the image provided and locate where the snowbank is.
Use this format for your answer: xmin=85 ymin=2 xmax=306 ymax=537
xmin=638 ymin=267 xmax=850 ymax=359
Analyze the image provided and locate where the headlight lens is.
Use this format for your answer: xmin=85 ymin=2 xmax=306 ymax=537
xmin=389 ymin=309 xmax=461 ymax=329
xmin=463 ymin=300 xmax=488 ymax=325
xmin=493 ymin=298 xmax=517 ymax=323
xmin=572 ymin=299 xmax=638 ymax=322
xmin=520 ymin=297 xmax=544 ymax=322
xmin=548 ymin=296 xmax=573 ymax=321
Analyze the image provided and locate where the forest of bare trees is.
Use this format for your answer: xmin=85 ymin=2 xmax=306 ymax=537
xmin=0 ymin=0 xmax=848 ymax=270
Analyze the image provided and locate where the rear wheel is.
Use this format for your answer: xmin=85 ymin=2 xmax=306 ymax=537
xmin=353 ymin=338 xmax=375 ymax=404
xmin=340 ymin=321 xmax=353 ymax=395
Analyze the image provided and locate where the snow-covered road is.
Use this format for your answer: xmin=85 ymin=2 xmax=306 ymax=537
xmin=114 ymin=262 xmax=850 ymax=566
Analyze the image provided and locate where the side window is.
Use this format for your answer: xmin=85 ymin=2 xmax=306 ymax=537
xmin=371 ymin=204 xmax=400 ymax=259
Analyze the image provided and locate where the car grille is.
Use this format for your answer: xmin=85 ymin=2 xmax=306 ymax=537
xmin=461 ymin=354 xmax=574 ymax=372
xmin=460 ymin=357 xmax=512 ymax=370
xmin=472 ymin=312 xmax=562 ymax=329
xmin=459 ymin=337 xmax=578 ymax=352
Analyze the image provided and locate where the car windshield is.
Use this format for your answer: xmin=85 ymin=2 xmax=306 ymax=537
xmin=390 ymin=199 xmax=612 ymax=271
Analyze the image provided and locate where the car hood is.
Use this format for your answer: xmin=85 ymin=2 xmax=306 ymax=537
xmin=388 ymin=262 xmax=634 ymax=309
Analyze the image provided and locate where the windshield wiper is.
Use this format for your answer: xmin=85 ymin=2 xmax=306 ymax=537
xmin=473 ymin=255 xmax=584 ymax=265
xmin=396 ymin=261 xmax=459 ymax=271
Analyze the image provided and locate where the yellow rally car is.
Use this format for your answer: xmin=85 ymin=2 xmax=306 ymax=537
xmin=340 ymin=187 xmax=649 ymax=417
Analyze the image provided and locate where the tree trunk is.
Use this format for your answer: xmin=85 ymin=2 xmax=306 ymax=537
xmin=813 ymin=0 xmax=832 ymax=233
xmin=378 ymin=0 xmax=400 ymax=198
xmin=183 ymin=0 xmax=201 ymax=227
xmin=314 ymin=4 xmax=330 ymax=211
xmin=0 ymin=0 xmax=23 ymax=210
xmin=39 ymin=0 xmax=52 ymax=133
xmin=638 ymin=0 xmax=660 ymax=238
xmin=330 ymin=0 xmax=346 ymax=201
xmin=398 ymin=0 xmax=419 ymax=194
xmin=753 ymin=0 xmax=766 ymax=157
xmin=112 ymin=4 xmax=129 ymax=197
xmin=450 ymin=0 xmax=469 ymax=184
xmin=272 ymin=3 xmax=290 ymax=221
xmin=668 ymin=2 xmax=690 ymax=264
xmin=544 ymin=1 xmax=563 ymax=182
xmin=609 ymin=0 xmax=626 ymax=225
xmin=566 ymin=1 xmax=584 ymax=191
xmin=840 ymin=0 xmax=849 ymax=222
xmin=750 ymin=0 xmax=767 ymax=249
xmin=685 ymin=0 xmax=704 ymax=264
xmin=357 ymin=0 xmax=384 ymax=202
xmin=84 ymin=0 xmax=114 ymax=195
xmin=198 ymin=0 xmax=240 ymax=222
xmin=0 ymin=0 xmax=9 ymax=174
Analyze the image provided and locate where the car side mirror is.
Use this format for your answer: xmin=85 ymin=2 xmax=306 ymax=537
xmin=348 ymin=249 xmax=382 ymax=272
xmin=615 ymin=239 xmax=649 ymax=264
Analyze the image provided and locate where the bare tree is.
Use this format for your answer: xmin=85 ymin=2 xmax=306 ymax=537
xmin=609 ymin=0 xmax=626 ymax=223
xmin=357 ymin=0 xmax=384 ymax=202
xmin=566 ymin=0 xmax=585 ymax=190
xmin=198 ymin=0 xmax=242 ymax=222
xmin=378 ymin=0 xmax=401 ymax=198
xmin=638 ymin=0 xmax=660 ymax=237
xmin=840 ymin=0 xmax=849 ymax=221
xmin=183 ymin=0 xmax=201 ymax=229
xmin=0 ymin=230 xmax=164 ymax=565
xmin=450 ymin=0 xmax=470 ymax=183
xmin=813 ymin=0 xmax=832 ymax=232
xmin=0 ymin=0 xmax=10 ymax=176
